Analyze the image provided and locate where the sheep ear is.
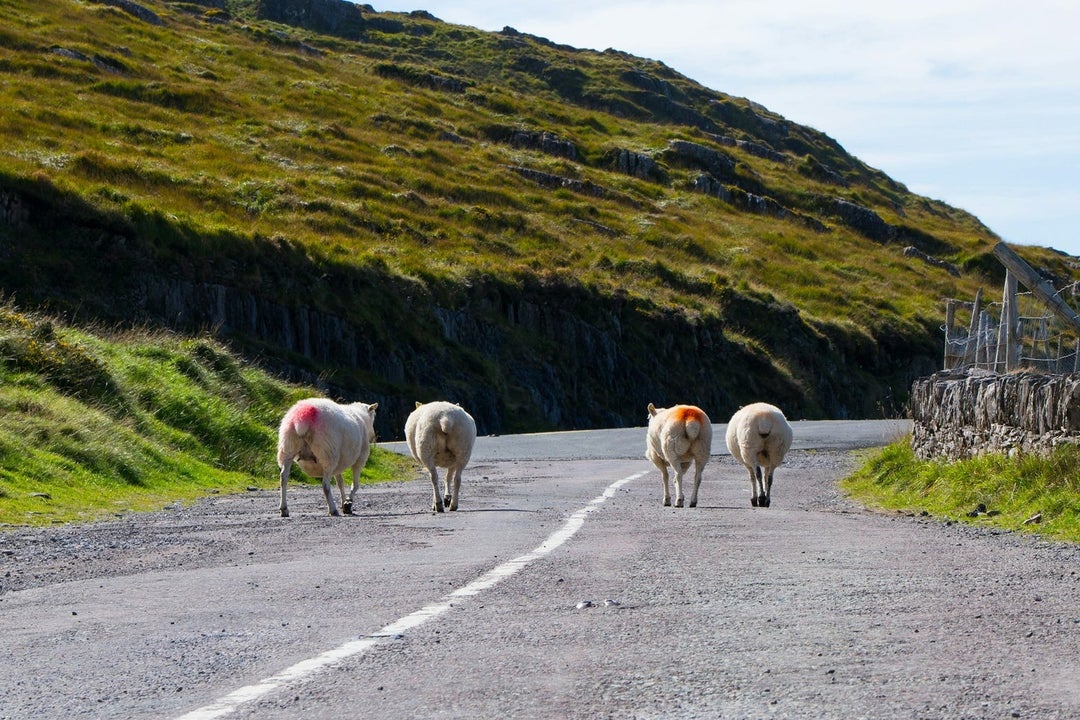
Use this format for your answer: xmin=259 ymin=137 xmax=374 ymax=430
xmin=647 ymin=403 xmax=657 ymax=416
xmin=415 ymin=401 xmax=423 ymax=409
xmin=369 ymin=402 xmax=378 ymax=412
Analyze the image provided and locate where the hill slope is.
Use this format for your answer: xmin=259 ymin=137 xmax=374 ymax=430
xmin=1 ymin=0 xmax=1075 ymax=436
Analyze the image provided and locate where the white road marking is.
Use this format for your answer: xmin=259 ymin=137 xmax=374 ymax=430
xmin=175 ymin=470 xmax=648 ymax=720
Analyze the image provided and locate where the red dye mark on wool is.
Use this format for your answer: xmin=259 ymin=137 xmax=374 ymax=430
xmin=288 ymin=402 xmax=320 ymax=427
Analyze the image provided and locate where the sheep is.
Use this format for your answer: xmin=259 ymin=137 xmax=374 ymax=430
xmin=276 ymin=398 xmax=378 ymax=518
xmin=404 ymin=400 xmax=476 ymax=512
xmin=645 ymin=403 xmax=713 ymax=508
xmin=724 ymin=402 xmax=793 ymax=508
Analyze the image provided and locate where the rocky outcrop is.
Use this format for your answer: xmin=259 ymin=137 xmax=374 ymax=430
xmin=253 ymin=0 xmax=364 ymax=38
xmin=825 ymin=198 xmax=894 ymax=242
xmin=482 ymin=126 xmax=578 ymax=160
xmin=707 ymin=133 xmax=789 ymax=164
xmin=506 ymin=165 xmax=608 ymax=198
xmin=609 ymin=148 xmax=664 ymax=181
xmin=663 ymin=140 xmax=737 ymax=179
xmin=825 ymin=197 xmax=894 ymax=241
xmin=910 ymin=370 xmax=1080 ymax=459
xmin=903 ymin=246 xmax=961 ymax=278
xmin=691 ymin=175 xmax=828 ymax=233
xmin=372 ymin=63 xmax=470 ymax=93
xmin=94 ymin=0 xmax=163 ymax=25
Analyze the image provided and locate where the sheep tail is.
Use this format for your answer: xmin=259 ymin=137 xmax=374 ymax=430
xmin=684 ymin=418 xmax=701 ymax=440
xmin=287 ymin=402 xmax=320 ymax=438
xmin=439 ymin=415 xmax=455 ymax=434
xmin=674 ymin=406 xmax=705 ymax=440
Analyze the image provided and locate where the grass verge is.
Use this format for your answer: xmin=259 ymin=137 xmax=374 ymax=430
xmin=842 ymin=440 xmax=1080 ymax=544
xmin=0 ymin=304 xmax=414 ymax=528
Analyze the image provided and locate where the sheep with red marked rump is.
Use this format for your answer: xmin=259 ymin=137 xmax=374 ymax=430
xmin=405 ymin=400 xmax=476 ymax=512
xmin=725 ymin=402 xmax=792 ymax=508
xmin=276 ymin=398 xmax=378 ymax=517
xmin=645 ymin=403 xmax=713 ymax=508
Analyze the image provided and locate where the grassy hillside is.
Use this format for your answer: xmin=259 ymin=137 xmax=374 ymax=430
xmin=0 ymin=302 xmax=410 ymax=526
xmin=1 ymin=0 xmax=1077 ymax=434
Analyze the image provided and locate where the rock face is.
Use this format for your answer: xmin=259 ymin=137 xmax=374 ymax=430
xmin=253 ymin=0 xmax=364 ymax=38
xmin=910 ymin=370 xmax=1080 ymax=460
xmin=0 ymin=184 xmax=935 ymax=442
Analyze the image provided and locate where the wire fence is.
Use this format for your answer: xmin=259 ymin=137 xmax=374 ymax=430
xmin=943 ymin=283 xmax=1080 ymax=374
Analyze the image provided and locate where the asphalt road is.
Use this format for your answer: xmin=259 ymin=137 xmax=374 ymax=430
xmin=2 ymin=419 xmax=1078 ymax=720
xmin=379 ymin=418 xmax=914 ymax=461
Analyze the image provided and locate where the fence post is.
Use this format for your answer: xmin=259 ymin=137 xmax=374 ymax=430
xmin=962 ymin=287 xmax=982 ymax=368
xmin=995 ymin=269 xmax=1019 ymax=371
xmin=944 ymin=300 xmax=956 ymax=369
xmin=978 ymin=310 xmax=993 ymax=369
xmin=993 ymin=242 xmax=1080 ymax=333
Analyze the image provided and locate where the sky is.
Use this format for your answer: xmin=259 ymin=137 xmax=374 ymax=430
xmin=376 ymin=1 xmax=1080 ymax=257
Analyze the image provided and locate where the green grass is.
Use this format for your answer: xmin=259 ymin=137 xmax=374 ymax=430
xmin=843 ymin=441 xmax=1080 ymax=543
xmin=0 ymin=304 xmax=412 ymax=527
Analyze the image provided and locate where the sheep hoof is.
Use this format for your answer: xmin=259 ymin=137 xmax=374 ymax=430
xmin=443 ymin=494 xmax=453 ymax=506
xmin=342 ymin=502 xmax=353 ymax=515
xmin=663 ymin=499 xmax=671 ymax=507
xmin=689 ymin=500 xmax=697 ymax=508
xmin=433 ymin=503 xmax=445 ymax=513
xmin=280 ymin=508 xmax=290 ymax=518
xmin=750 ymin=497 xmax=759 ymax=507
xmin=760 ymin=497 xmax=771 ymax=508
xmin=674 ymin=499 xmax=684 ymax=508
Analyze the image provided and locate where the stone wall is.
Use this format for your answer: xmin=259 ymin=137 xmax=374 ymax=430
xmin=910 ymin=369 xmax=1080 ymax=460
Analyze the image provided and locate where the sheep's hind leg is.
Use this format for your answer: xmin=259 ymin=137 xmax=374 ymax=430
xmin=344 ymin=461 xmax=363 ymax=515
xmin=322 ymin=473 xmax=341 ymax=516
xmin=278 ymin=462 xmax=292 ymax=518
xmin=335 ymin=474 xmax=350 ymax=515
xmin=428 ymin=465 xmax=445 ymax=513
xmin=759 ymin=467 xmax=774 ymax=508
xmin=657 ymin=466 xmax=672 ymax=506
xmin=749 ymin=466 xmax=762 ymax=507
xmin=446 ymin=466 xmax=461 ymax=511
xmin=673 ymin=462 xmax=689 ymax=508
xmin=688 ymin=462 xmax=704 ymax=508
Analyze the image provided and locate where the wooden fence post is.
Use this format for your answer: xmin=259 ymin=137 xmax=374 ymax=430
xmin=995 ymin=269 xmax=1019 ymax=371
xmin=962 ymin=287 xmax=982 ymax=368
xmin=993 ymin=242 xmax=1080 ymax=333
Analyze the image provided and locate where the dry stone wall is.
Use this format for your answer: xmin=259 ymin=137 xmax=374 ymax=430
xmin=910 ymin=370 xmax=1080 ymax=460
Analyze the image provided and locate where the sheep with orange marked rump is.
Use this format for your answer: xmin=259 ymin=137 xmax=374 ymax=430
xmin=645 ymin=403 xmax=712 ymax=508
xmin=725 ymin=402 xmax=792 ymax=508
xmin=276 ymin=398 xmax=378 ymax=517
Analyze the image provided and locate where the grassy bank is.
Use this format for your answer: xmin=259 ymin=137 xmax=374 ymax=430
xmin=843 ymin=441 xmax=1080 ymax=544
xmin=0 ymin=304 xmax=412 ymax=527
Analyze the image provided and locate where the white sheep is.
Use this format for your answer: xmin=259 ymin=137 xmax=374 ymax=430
xmin=645 ymin=403 xmax=713 ymax=508
xmin=276 ymin=398 xmax=378 ymax=517
xmin=404 ymin=400 xmax=476 ymax=512
xmin=725 ymin=402 xmax=793 ymax=508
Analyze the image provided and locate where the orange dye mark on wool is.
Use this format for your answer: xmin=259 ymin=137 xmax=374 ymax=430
xmin=673 ymin=405 xmax=704 ymax=423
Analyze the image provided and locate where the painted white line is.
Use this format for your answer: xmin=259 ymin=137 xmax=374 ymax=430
xmin=175 ymin=469 xmax=647 ymax=720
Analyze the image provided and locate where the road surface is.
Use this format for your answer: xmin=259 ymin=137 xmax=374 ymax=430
xmin=1 ymin=420 xmax=1078 ymax=719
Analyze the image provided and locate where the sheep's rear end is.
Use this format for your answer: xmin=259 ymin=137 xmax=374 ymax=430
xmin=725 ymin=402 xmax=792 ymax=508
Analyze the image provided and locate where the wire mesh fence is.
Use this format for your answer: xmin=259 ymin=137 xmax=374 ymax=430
xmin=943 ymin=282 xmax=1080 ymax=374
